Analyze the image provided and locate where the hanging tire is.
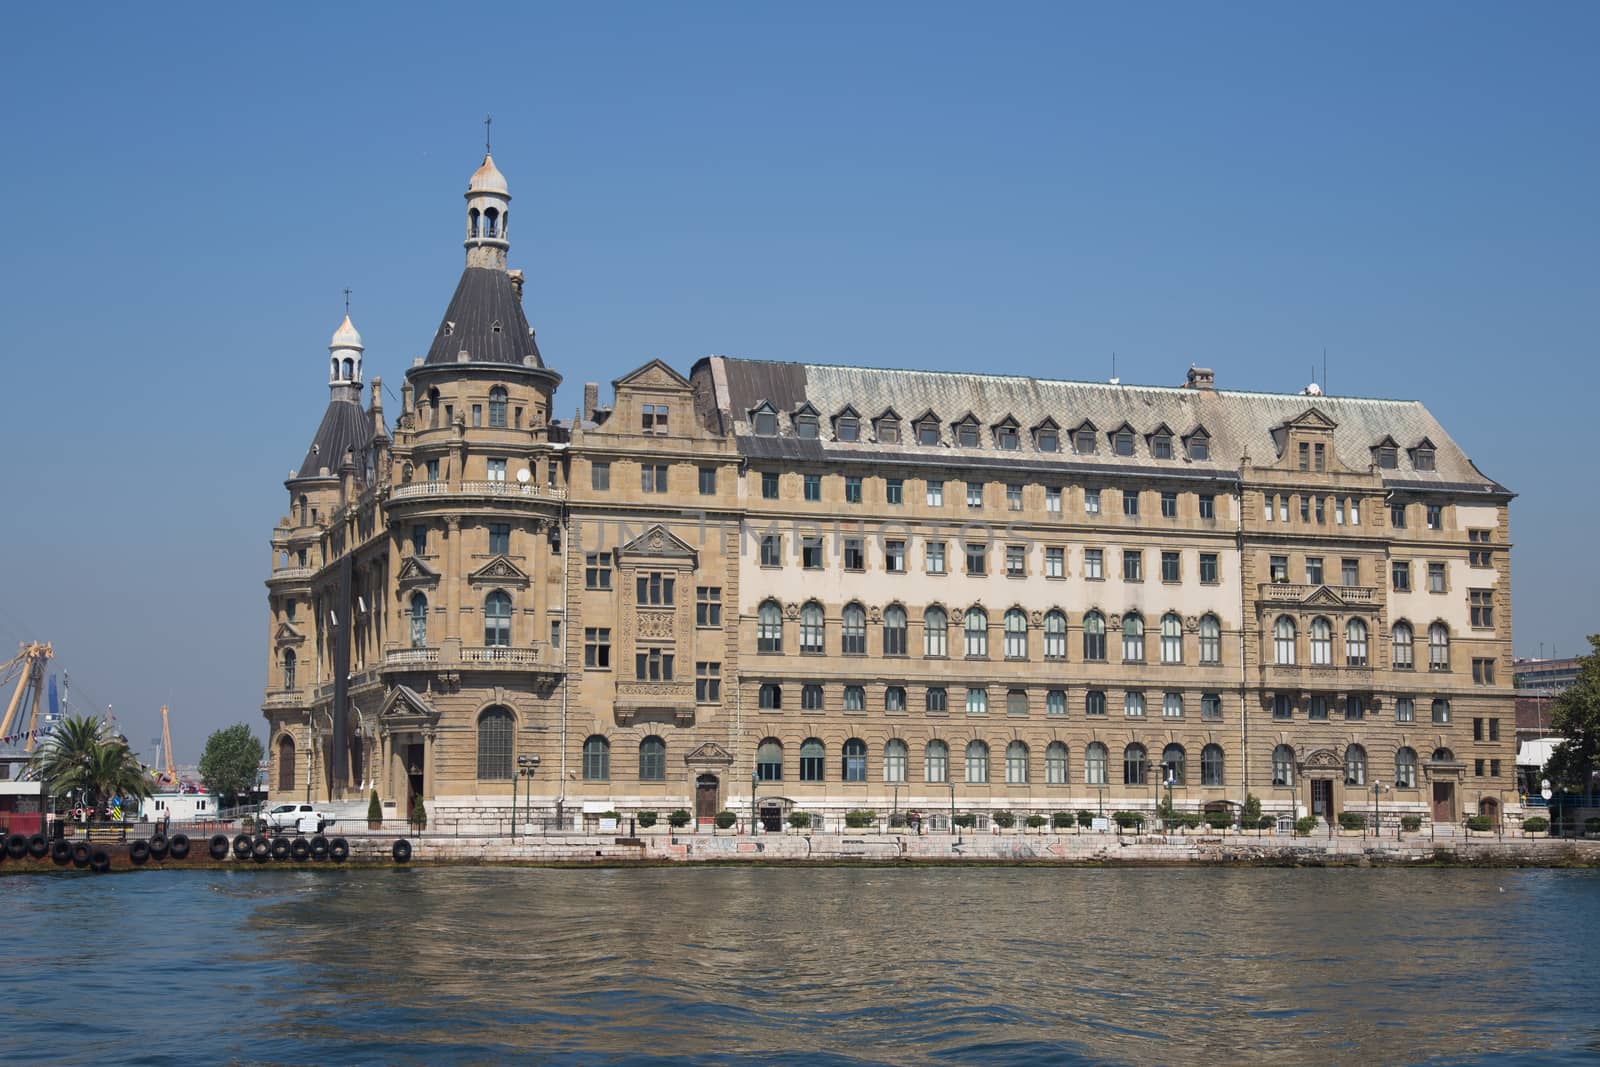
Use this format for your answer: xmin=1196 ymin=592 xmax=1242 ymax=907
xmin=148 ymin=834 xmax=169 ymax=860
xmin=328 ymin=838 xmax=349 ymax=863
xmin=4 ymin=834 xmax=25 ymax=859
xmin=209 ymin=834 xmax=230 ymax=860
xmin=392 ymin=838 xmax=412 ymax=863
xmin=252 ymin=837 xmax=271 ymax=862
xmin=28 ymin=834 xmax=49 ymax=859
xmin=51 ymin=838 xmax=73 ymax=865
xmin=290 ymin=837 xmax=310 ymax=861
xmin=89 ymin=849 xmax=110 ymax=873
xmin=71 ymin=841 xmax=91 ymax=867
xmin=169 ymin=834 xmax=190 ymax=860
xmin=270 ymin=837 xmax=291 ymax=861
xmin=129 ymin=839 xmax=150 ymax=865
xmin=233 ymin=834 xmax=253 ymax=858
xmin=309 ymin=835 xmax=329 ymax=861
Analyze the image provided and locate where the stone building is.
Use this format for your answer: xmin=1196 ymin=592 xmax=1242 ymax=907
xmin=263 ymin=150 xmax=1519 ymax=830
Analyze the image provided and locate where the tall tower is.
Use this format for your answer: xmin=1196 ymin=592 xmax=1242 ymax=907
xmin=464 ymin=153 xmax=510 ymax=270
xmin=329 ymin=313 xmax=364 ymax=399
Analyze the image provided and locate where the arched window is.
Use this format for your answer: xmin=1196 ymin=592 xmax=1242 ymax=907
xmin=582 ymin=735 xmax=610 ymax=781
xmin=297 ymin=494 xmax=308 ymax=525
xmin=1123 ymin=743 xmax=1148 ymax=786
xmin=1122 ymin=612 xmax=1145 ymax=662
xmin=281 ymin=649 xmax=296 ymax=691
xmin=842 ymin=738 xmax=868 ymax=782
xmin=468 ymin=207 xmax=480 ymax=237
xmin=409 ymin=592 xmax=428 ymax=649
xmin=484 ymin=590 xmax=512 ymax=647
xmin=477 ymin=707 xmax=515 ymax=779
xmin=1045 ymin=742 xmax=1068 ymax=785
xmin=924 ymin=606 xmax=948 ymax=657
xmin=1345 ymin=619 xmax=1368 ymax=666
xmin=883 ymin=605 xmax=908 ymax=656
xmin=277 ymin=735 xmax=296 ymax=792
xmin=1432 ymin=747 xmax=1455 ymax=763
xmin=483 ymin=206 xmax=499 ymax=237
xmin=841 ymin=602 xmax=866 ymax=654
xmin=1081 ymin=742 xmax=1106 ymax=785
xmin=758 ymin=683 xmax=781 ymax=710
xmin=757 ymin=600 xmax=783 ymax=653
xmin=1395 ymin=747 xmax=1418 ymax=788
xmin=756 ymin=738 xmax=783 ymax=782
xmin=800 ymin=738 xmax=825 ymax=781
xmin=639 ymin=736 xmax=666 ymax=781
xmin=1428 ymin=623 xmax=1450 ymax=671
xmin=1003 ymin=609 xmax=1028 ymax=659
xmin=1310 ymin=617 xmax=1333 ymax=665
xmin=1198 ymin=614 xmax=1221 ymax=665
xmin=884 ymin=739 xmax=908 ymax=783
xmin=343 ymin=357 xmax=354 ymax=380
xmin=1043 ymin=610 xmax=1067 ymax=660
xmin=800 ymin=601 xmax=825 ymax=654
xmin=965 ymin=608 xmax=989 ymax=657
xmin=1272 ymin=744 xmax=1295 ymax=786
xmin=1161 ymin=612 xmax=1184 ymax=664
xmin=1201 ymin=744 xmax=1224 ymax=786
xmin=1392 ymin=621 xmax=1414 ymax=669
xmin=1162 ymin=743 xmax=1186 ymax=785
xmin=1274 ymin=615 xmax=1297 ymax=665
xmin=1083 ymin=610 xmax=1106 ymax=661
xmin=924 ymin=740 xmax=949 ymax=783
xmin=965 ymin=741 xmax=990 ymax=783
xmin=488 ymin=386 xmax=508 ymax=428
xmin=1344 ymin=744 xmax=1367 ymax=786
xmin=1005 ymin=741 xmax=1029 ymax=784
xmin=884 ymin=686 xmax=906 ymax=712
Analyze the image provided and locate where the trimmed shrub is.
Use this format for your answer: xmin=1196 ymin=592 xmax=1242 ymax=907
xmin=1294 ymin=816 xmax=1318 ymax=836
xmin=1077 ymin=809 xmax=1095 ymax=828
xmin=953 ymin=813 xmax=976 ymax=829
xmin=1465 ymin=815 xmax=1492 ymax=832
xmin=845 ymin=809 xmax=876 ymax=829
xmin=991 ymin=810 xmax=1016 ymax=829
xmin=713 ymin=810 xmax=737 ymax=830
xmin=1026 ymin=814 xmax=1047 ymax=830
xmin=600 ymin=810 xmax=621 ymax=822
xmin=367 ymin=790 xmax=383 ymax=825
xmin=1181 ymin=812 xmax=1203 ymax=829
xmin=1243 ymin=793 xmax=1262 ymax=826
xmin=1205 ymin=811 xmax=1232 ymax=830
xmin=410 ymin=796 xmax=428 ymax=831
xmin=1400 ymin=815 xmax=1422 ymax=832
xmin=1337 ymin=811 xmax=1366 ymax=831
xmin=667 ymin=809 xmax=691 ymax=829
xmin=1051 ymin=811 xmax=1075 ymax=829
xmin=787 ymin=811 xmax=811 ymax=830
xmin=1112 ymin=810 xmax=1144 ymax=829
xmin=1523 ymin=816 xmax=1549 ymax=833
xmin=636 ymin=811 xmax=658 ymax=829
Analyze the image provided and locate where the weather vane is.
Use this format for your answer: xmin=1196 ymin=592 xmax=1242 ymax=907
xmin=343 ymin=287 xmax=352 ymax=314
xmin=485 ymin=113 xmax=492 ymax=154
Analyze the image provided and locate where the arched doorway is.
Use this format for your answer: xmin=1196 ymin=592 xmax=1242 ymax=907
xmin=1479 ymin=797 xmax=1500 ymax=821
xmin=695 ymin=774 xmax=719 ymax=823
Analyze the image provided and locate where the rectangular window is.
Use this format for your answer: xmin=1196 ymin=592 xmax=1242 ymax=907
xmin=804 ymin=474 xmax=821 ymax=501
xmin=1426 ymin=504 xmax=1442 ymax=530
xmin=1161 ymin=491 xmax=1177 ymax=518
xmin=411 ymin=525 xmax=427 ymax=555
xmin=1345 ymin=695 xmax=1364 ymax=721
xmin=471 ymin=404 xmax=482 ymax=427
xmin=696 ymin=586 xmax=721 ymax=627
xmin=1161 ymin=551 xmax=1180 ymax=583
xmin=843 ymin=538 xmax=865 ymax=571
xmin=1270 ymin=555 xmax=1288 ymax=583
xmin=761 ymin=471 xmax=779 ymax=499
xmin=1300 ymin=495 xmax=1310 ymax=522
xmin=836 ymin=415 xmax=859 ymax=442
xmin=695 ymin=662 xmax=721 ymax=703
xmin=1315 ymin=496 xmax=1326 ymax=524
xmin=486 ymin=523 xmax=510 ymax=556
xmin=1432 ymin=699 xmax=1451 ymax=724
xmin=965 ymin=542 xmax=987 ymax=575
xmin=583 ymin=628 xmax=611 ymax=669
xmin=635 ymin=572 xmax=675 ymax=606
xmin=886 ymin=478 xmax=903 ymax=505
xmin=1124 ymin=691 xmax=1145 ymax=718
xmin=845 ymin=476 xmax=862 ymax=503
xmin=801 ymin=536 xmax=824 ymax=570
xmin=1396 ymin=697 xmax=1415 ymax=723
xmin=1279 ymin=495 xmax=1289 ymax=522
xmin=641 ymin=464 xmax=668 ymax=493
xmin=426 ymin=459 xmax=440 ymax=482
xmin=1490 ymin=718 xmax=1500 ymax=741
xmin=1468 ymin=529 xmax=1493 ymax=567
xmin=641 ymin=403 xmax=669 ymax=435
xmin=1045 ymin=546 xmax=1064 ymax=578
xmin=584 ymin=552 xmax=612 ymax=590
xmin=966 ymin=688 xmax=988 ymax=715
xmin=1314 ymin=442 xmax=1325 ymax=471
xmin=1470 ymin=589 xmax=1494 ymax=628
xmin=634 ymin=648 xmax=675 ymax=682
xmin=926 ymin=480 xmax=944 ymax=507
xmin=1006 ymin=483 xmax=1023 ymax=511
xmin=1084 ymin=488 xmax=1101 ymax=515
xmin=590 ymin=462 xmax=610 ymax=491
xmin=1199 ymin=553 xmax=1218 ymax=584
xmin=1046 ymin=690 xmax=1065 ymax=716
xmin=1198 ymin=494 xmax=1215 ymax=520
xmin=1428 ymin=561 xmax=1446 ymax=593
xmin=1122 ymin=490 xmax=1139 ymax=517
xmin=1005 ymin=544 xmax=1026 ymax=577
xmin=1084 ymin=548 xmax=1103 ymax=580
xmin=925 ymin=687 xmax=948 ymax=714
xmin=1086 ymin=690 xmax=1107 ymax=717
xmin=1390 ymin=503 xmax=1407 ymax=528
xmin=1201 ymin=693 xmax=1222 ymax=720
xmin=1273 ymin=694 xmax=1293 ymax=720
xmin=1473 ymin=717 xmax=1484 ymax=741
xmin=487 ymin=458 xmax=507 ymax=482
xmin=1392 ymin=561 xmax=1410 ymax=592
xmin=925 ymin=541 xmax=946 ymax=574
xmin=966 ymin=481 xmax=983 ymax=508
xmin=1490 ymin=759 xmax=1501 ymax=778
xmin=1298 ymin=442 xmax=1310 ymax=470
xmin=1342 ymin=558 xmax=1359 ymax=586
xmin=1007 ymin=690 xmax=1028 ymax=716
xmin=1473 ymin=658 xmax=1496 ymax=685
xmin=1046 ymin=487 xmax=1062 ymax=515
xmin=958 ymin=423 xmax=979 ymax=448
xmin=1123 ymin=550 xmax=1142 ymax=582
xmin=759 ymin=534 xmax=781 ymax=567
xmin=885 ymin=539 xmax=906 ymax=573
xmin=698 ymin=466 xmax=717 ymax=495
xmin=1306 ymin=557 xmax=1324 ymax=585
xmin=1309 ymin=696 xmax=1328 ymax=721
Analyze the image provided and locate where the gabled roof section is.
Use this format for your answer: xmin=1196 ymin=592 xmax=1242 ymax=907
xmin=381 ymin=685 xmax=440 ymax=723
xmin=397 ymin=556 xmax=440 ymax=587
xmin=617 ymin=523 xmax=699 ymax=565
xmin=832 ymin=403 xmax=861 ymax=420
xmin=424 ymin=267 xmax=545 ymax=368
xmin=991 ymin=412 xmax=1020 ymax=429
xmin=792 ymin=400 xmax=820 ymax=417
xmin=467 ymin=556 xmax=531 ymax=587
xmin=1372 ymin=433 xmax=1400 ymax=448
xmin=1031 ymin=415 xmax=1060 ymax=431
xmin=1283 ymin=407 xmax=1338 ymax=430
xmin=873 ymin=406 xmax=902 ymax=423
xmin=613 ymin=358 xmax=691 ymax=390
xmin=1410 ymin=435 xmax=1437 ymax=450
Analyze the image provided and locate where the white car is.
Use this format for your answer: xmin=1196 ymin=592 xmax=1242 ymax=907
xmin=261 ymin=803 xmax=334 ymax=834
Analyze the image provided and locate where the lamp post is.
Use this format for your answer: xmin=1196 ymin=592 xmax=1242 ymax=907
xmin=948 ymin=779 xmax=957 ymax=840
xmin=514 ymin=755 xmax=539 ymax=837
xmin=750 ymin=770 xmax=759 ymax=835
xmin=1164 ymin=767 xmax=1175 ymax=831
xmin=1371 ymin=779 xmax=1383 ymax=840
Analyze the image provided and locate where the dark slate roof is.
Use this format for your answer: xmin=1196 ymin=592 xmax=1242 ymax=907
xmin=423 ymin=267 xmax=544 ymax=367
xmin=295 ymin=393 xmax=373 ymax=480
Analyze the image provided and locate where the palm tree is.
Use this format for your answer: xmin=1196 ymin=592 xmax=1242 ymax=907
xmin=30 ymin=714 xmax=151 ymax=817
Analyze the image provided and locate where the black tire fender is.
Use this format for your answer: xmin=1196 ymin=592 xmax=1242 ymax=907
xmin=71 ymin=841 xmax=91 ymax=867
xmin=329 ymin=838 xmax=349 ymax=862
xmin=89 ymin=849 xmax=110 ymax=873
xmin=209 ymin=834 xmax=230 ymax=860
xmin=233 ymin=833 xmax=254 ymax=858
xmin=129 ymin=839 xmax=151 ymax=865
xmin=27 ymin=834 xmax=49 ymax=859
xmin=270 ymin=836 xmax=292 ymax=861
xmin=168 ymin=833 xmax=190 ymax=860
xmin=290 ymin=837 xmax=310 ymax=861
xmin=252 ymin=837 xmax=271 ymax=862
xmin=392 ymin=838 xmax=412 ymax=863
xmin=148 ymin=834 xmax=169 ymax=860
xmin=309 ymin=835 xmax=329 ymax=861
xmin=4 ymin=834 xmax=26 ymax=860
xmin=50 ymin=838 xmax=73 ymax=865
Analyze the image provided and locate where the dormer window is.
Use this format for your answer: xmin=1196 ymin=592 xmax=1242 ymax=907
xmin=795 ymin=412 xmax=819 ymax=439
xmin=995 ymin=425 xmax=1019 ymax=451
xmin=877 ymin=418 xmax=900 ymax=443
xmin=1113 ymin=431 xmax=1134 ymax=457
xmin=752 ymin=406 xmax=778 ymax=436
xmin=1074 ymin=427 xmax=1097 ymax=454
xmin=1378 ymin=445 xmax=1398 ymax=469
xmin=1186 ymin=433 xmax=1210 ymax=461
xmin=490 ymin=320 xmax=503 ymax=334
xmin=1151 ymin=434 xmax=1172 ymax=460
xmin=957 ymin=421 xmax=980 ymax=448
xmin=1411 ymin=440 xmax=1436 ymax=471
xmin=917 ymin=420 xmax=940 ymax=446
xmin=642 ymin=403 xmax=669 ymax=435
xmin=835 ymin=414 xmax=860 ymax=442
xmin=443 ymin=321 xmax=455 ymax=337
xmin=1036 ymin=426 xmax=1059 ymax=453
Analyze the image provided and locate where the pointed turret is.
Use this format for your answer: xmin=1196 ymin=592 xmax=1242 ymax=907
xmin=464 ymin=152 xmax=511 ymax=271
xmin=291 ymin=311 xmax=376 ymax=484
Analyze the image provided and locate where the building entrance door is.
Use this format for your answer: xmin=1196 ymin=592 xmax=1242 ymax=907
xmin=406 ymin=742 xmax=425 ymax=816
xmin=1432 ymin=782 xmax=1455 ymax=823
xmin=760 ymin=803 xmax=783 ymax=832
xmin=1311 ymin=779 xmax=1333 ymax=821
xmin=695 ymin=774 xmax=719 ymax=822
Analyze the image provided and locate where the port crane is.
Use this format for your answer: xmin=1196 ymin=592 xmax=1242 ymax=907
xmin=158 ymin=705 xmax=178 ymax=785
xmin=0 ymin=642 xmax=53 ymax=752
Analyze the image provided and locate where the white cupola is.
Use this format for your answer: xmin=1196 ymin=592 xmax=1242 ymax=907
xmin=329 ymin=313 xmax=364 ymax=392
xmin=464 ymin=153 xmax=511 ymax=269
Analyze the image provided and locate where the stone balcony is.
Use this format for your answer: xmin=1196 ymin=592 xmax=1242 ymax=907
xmin=266 ymin=567 xmax=316 ymax=584
xmin=262 ymin=689 xmax=305 ymax=709
xmin=614 ymin=680 xmax=697 ymax=727
xmin=1257 ymin=582 xmax=1378 ymax=606
xmin=381 ymin=642 xmax=562 ymax=674
xmin=389 ymin=481 xmax=568 ymax=503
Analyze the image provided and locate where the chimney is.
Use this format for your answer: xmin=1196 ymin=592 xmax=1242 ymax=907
xmin=507 ymin=270 xmax=525 ymax=301
xmin=1184 ymin=366 xmax=1215 ymax=390
xmin=583 ymin=382 xmax=599 ymax=424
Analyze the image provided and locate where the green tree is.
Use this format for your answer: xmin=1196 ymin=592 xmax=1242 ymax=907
xmin=198 ymin=724 xmax=265 ymax=807
xmin=1545 ymin=635 xmax=1600 ymax=793
xmin=30 ymin=714 xmax=151 ymax=815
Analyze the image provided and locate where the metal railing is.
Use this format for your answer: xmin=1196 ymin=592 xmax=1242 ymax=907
xmin=391 ymin=481 xmax=568 ymax=502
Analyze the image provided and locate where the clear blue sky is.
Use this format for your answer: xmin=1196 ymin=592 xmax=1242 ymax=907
xmin=1 ymin=4 xmax=1594 ymax=761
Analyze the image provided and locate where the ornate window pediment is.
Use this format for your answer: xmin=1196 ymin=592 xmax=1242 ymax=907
xmin=467 ymin=556 xmax=531 ymax=587
xmin=684 ymin=740 xmax=734 ymax=766
xmin=397 ymin=555 xmax=440 ymax=589
xmin=616 ymin=524 xmax=699 ymax=568
xmin=273 ymin=621 xmax=306 ymax=646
